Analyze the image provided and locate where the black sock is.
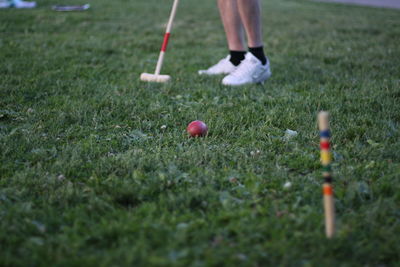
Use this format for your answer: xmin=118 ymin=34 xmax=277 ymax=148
xmin=249 ymin=46 xmax=267 ymax=65
xmin=229 ymin=50 xmax=246 ymax=66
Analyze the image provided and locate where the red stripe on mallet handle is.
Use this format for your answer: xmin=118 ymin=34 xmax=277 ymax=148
xmin=318 ymin=111 xmax=336 ymax=238
xmin=161 ymin=33 xmax=171 ymax=52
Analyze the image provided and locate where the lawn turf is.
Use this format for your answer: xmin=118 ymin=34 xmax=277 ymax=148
xmin=1 ymin=0 xmax=400 ymax=266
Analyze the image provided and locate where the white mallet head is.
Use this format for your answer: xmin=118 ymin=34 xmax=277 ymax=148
xmin=140 ymin=73 xmax=171 ymax=83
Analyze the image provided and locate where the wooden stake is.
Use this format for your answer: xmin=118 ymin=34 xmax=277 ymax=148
xmin=318 ymin=111 xmax=335 ymax=238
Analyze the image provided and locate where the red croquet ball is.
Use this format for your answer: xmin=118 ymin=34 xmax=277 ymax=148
xmin=187 ymin=120 xmax=208 ymax=137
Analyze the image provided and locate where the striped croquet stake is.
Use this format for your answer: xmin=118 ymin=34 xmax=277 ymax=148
xmin=318 ymin=111 xmax=335 ymax=238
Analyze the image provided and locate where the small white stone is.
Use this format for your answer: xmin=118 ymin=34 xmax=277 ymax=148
xmin=283 ymin=181 xmax=292 ymax=189
xmin=229 ymin=177 xmax=238 ymax=183
xmin=284 ymin=129 xmax=298 ymax=139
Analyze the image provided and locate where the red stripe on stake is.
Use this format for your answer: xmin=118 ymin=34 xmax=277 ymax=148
xmin=323 ymin=185 xmax=333 ymax=196
xmin=161 ymin=33 xmax=171 ymax=52
xmin=320 ymin=141 xmax=330 ymax=150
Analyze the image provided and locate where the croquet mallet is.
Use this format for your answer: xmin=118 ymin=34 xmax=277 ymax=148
xmin=140 ymin=0 xmax=179 ymax=83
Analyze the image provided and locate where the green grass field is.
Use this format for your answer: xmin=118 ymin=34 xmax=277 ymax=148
xmin=1 ymin=0 xmax=399 ymax=266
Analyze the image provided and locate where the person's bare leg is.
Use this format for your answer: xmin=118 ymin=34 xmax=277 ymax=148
xmin=218 ymin=0 xmax=245 ymax=51
xmin=237 ymin=0 xmax=263 ymax=48
xmin=221 ymin=0 xmax=270 ymax=86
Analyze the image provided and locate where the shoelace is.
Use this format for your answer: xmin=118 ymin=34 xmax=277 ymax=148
xmin=229 ymin=59 xmax=255 ymax=78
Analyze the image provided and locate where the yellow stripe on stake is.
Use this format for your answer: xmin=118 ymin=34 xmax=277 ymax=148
xmin=321 ymin=150 xmax=332 ymax=165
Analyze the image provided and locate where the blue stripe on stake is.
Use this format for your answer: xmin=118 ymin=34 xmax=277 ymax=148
xmin=320 ymin=130 xmax=331 ymax=138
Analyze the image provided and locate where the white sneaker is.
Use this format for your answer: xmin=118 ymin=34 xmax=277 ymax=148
xmin=13 ymin=0 xmax=36 ymax=8
xmin=222 ymin=52 xmax=271 ymax=86
xmin=198 ymin=55 xmax=237 ymax=76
